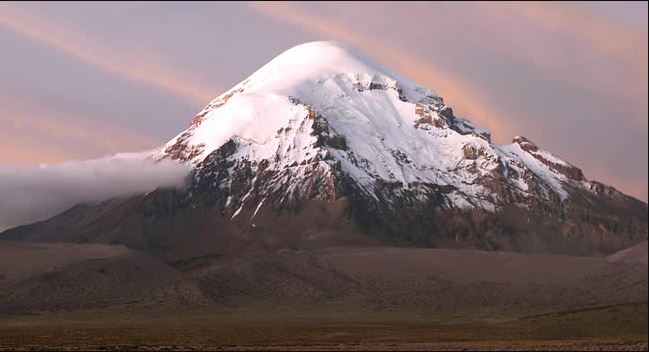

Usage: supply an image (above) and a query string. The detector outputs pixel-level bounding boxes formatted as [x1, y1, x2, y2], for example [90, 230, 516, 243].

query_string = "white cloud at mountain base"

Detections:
[0, 154, 189, 231]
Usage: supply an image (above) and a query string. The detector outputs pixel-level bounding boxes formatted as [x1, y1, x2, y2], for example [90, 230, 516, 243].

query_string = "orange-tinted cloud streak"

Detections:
[485, 2, 647, 68]
[477, 2, 648, 130]
[0, 107, 160, 166]
[0, 4, 214, 104]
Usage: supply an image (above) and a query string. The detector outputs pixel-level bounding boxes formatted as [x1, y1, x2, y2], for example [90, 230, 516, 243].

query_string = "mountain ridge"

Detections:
[2, 41, 646, 257]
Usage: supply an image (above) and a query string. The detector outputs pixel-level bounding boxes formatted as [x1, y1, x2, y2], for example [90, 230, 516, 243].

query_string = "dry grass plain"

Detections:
[0, 302, 646, 351]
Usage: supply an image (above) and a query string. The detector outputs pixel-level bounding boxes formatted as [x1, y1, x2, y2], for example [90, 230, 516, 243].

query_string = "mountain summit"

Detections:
[3, 42, 647, 258]
[154, 41, 450, 165]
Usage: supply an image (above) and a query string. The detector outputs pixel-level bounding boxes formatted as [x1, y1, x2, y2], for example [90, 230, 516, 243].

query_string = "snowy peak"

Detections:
[236, 41, 394, 93]
[197, 41, 424, 113]
[230, 41, 438, 99]
[154, 41, 442, 164]
[153, 41, 631, 214]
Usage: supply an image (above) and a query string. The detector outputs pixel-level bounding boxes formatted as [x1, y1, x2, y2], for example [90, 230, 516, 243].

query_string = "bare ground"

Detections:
[0, 241, 646, 350]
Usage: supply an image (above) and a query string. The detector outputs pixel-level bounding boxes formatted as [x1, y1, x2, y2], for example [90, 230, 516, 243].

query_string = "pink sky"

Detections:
[0, 1, 646, 201]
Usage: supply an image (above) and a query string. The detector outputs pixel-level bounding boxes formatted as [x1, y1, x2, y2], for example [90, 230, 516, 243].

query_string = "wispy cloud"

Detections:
[0, 3, 214, 104]
[0, 155, 189, 231]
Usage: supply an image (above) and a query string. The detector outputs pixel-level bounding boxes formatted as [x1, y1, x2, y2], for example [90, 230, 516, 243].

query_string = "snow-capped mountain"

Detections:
[153, 41, 599, 212]
[3, 42, 646, 257]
